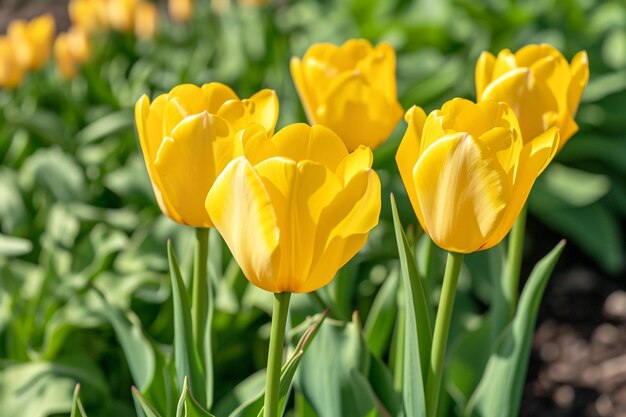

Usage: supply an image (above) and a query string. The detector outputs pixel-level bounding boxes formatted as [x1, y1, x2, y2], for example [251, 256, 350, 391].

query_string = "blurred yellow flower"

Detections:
[105, 0, 139, 32]
[7, 14, 56, 71]
[0, 37, 24, 89]
[290, 39, 403, 151]
[134, 83, 279, 228]
[54, 27, 91, 80]
[135, 2, 159, 40]
[169, 0, 193, 23]
[206, 123, 381, 293]
[68, 0, 107, 33]
[396, 98, 560, 253]
[476, 44, 589, 149]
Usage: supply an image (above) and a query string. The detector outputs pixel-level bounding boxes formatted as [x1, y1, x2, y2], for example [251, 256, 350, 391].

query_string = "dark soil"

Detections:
[520, 216, 626, 417]
[0, 0, 68, 32]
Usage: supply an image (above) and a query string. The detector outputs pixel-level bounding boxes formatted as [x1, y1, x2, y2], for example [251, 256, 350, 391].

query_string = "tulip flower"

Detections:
[134, 2, 159, 40]
[476, 44, 588, 149]
[0, 37, 24, 89]
[205, 123, 381, 293]
[396, 98, 560, 254]
[54, 27, 91, 80]
[169, 0, 193, 23]
[134, 83, 279, 228]
[68, 0, 107, 33]
[290, 39, 403, 151]
[7, 14, 56, 71]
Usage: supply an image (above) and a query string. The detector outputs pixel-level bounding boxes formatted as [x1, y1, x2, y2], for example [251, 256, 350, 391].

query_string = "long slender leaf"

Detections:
[70, 384, 88, 417]
[390, 194, 430, 417]
[132, 387, 162, 417]
[168, 241, 207, 407]
[364, 267, 400, 358]
[466, 241, 566, 417]
[176, 377, 216, 417]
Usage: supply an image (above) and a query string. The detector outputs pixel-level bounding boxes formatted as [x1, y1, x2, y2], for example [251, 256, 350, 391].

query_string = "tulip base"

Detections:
[264, 292, 291, 417]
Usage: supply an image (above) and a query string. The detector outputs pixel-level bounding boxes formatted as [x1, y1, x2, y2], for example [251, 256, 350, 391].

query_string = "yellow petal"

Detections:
[272, 124, 348, 171]
[254, 158, 341, 291]
[316, 73, 403, 150]
[567, 50, 589, 116]
[475, 51, 496, 99]
[484, 127, 560, 249]
[396, 106, 427, 221]
[206, 158, 279, 291]
[134, 95, 182, 223]
[242, 123, 278, 165]
[304, 168, 381, 292]
[134, 1, 158, 40]
[491, 48, 517, 80]
[162, 84, 207, 135]
[413, 133, 510, 253]
[290, 56, 317, 124]
[169, 0, 193, 22]
[336, 145, 373, 185]
[481, 68, 559, 143]
[244, 89, 279, 135]
[154, 112, 230, 227]
[200, 82, 238, 114]
[357, 41, 398, 102]
[54, 33, 76, 80]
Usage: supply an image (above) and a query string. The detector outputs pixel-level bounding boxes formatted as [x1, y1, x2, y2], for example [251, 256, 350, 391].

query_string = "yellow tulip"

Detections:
[205, 123, 381, 293]
[476, 44, 589, 149]
[7, 14, 56, 71]
[0, 37, 24, 89]
[396, 98, 560, 254]
[135, 83, 279, 228]
[105, 0, 139, 33]
[168, 0, 193, 23]
[68, 0, 107, 33]
[54, 27, 91, 80]
[290, 39, 403, 151]
[135, 2, 159, 40]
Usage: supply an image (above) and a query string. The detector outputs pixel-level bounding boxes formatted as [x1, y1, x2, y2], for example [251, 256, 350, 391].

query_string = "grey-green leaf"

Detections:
[466, 241, 565, 417]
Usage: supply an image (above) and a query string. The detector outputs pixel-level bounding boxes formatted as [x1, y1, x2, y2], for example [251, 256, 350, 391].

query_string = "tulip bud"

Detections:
[169, 0, 193, 23]
[135, 2, 159, 40]
[134, 83, 279, 228]
[475, 44, 589, 149]
[8, 14, 56, 71]
[397, 98, 560, 253]
[0, 37, 25, 89]
[54, 27, 91, 80]
[291, 39, 403, 151]
[206, 123, 381, 293]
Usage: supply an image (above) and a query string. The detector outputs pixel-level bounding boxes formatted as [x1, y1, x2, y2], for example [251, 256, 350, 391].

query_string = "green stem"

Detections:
[264, 292, 291, 417]
[309, 290, 328, 311]
[505, 205, 527, 312]
[192, 228, 209, 368]
[425, 252, 464, 417]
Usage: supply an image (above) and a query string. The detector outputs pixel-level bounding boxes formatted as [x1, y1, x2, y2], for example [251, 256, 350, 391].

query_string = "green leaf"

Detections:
[75, 110, 134, 145]
[93, 288, 155, 391]
[466, 241, 565, 417]
[168, 241, 207, 407]
[296, 313, 381, 417]
[132, 387, 163, 417]
[0, 234, 32, 257]
[530, 183, 624, 273]
[0, 359, 108, 417]
[71, 384, 88, 417]
[390, 194, 430, 417]
[20, 147, 85, 202]
[364, 266, 399, 357]
[176, 377, 216, 417]
[542, 163, 611, 206]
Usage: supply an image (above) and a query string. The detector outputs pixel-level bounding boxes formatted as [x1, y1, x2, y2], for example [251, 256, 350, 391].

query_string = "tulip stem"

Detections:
[264, 292, 291, 417]
[425, 251, 464, 417]
[505, 205, 527, 312]
[192, 228, 209, 372]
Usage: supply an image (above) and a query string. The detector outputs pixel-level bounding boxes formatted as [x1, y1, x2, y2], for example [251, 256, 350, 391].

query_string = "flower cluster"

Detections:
[135, 40, 588, 294]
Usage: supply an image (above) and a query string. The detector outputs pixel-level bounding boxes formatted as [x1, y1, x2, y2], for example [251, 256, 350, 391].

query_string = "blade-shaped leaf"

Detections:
[364, 267, 400, 358]
[390, 194, 430, 417]
[132, 387, 162, 417]
[168, 241, 207, 407]
[93, 288, 155, 391]
[176, 377, 216, 417]
[466, 241, 566, 417]
[71, 384, 88, 417]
